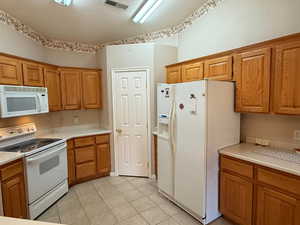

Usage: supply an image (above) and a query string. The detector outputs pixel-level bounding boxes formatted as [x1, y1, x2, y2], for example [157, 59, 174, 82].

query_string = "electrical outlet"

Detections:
[255, 138, 263, 145]
[73, 116, 79, 124]
[294, 130, 300, 141]
[255, 138, 270, 146]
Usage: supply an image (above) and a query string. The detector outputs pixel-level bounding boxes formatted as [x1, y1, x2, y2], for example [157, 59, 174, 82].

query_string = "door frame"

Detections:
[111, 67, 152, 177]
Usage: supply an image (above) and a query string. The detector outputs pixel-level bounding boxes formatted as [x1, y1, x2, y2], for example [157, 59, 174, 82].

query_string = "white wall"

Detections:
[177, 0, 300, 147]
[45, 48, 98, 68]
[178, 0, 300, 61]
[0, 23, 46, 61]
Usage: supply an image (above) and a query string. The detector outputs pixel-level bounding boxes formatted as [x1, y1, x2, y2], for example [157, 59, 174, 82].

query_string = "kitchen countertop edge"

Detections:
[219, 143, 300, 177]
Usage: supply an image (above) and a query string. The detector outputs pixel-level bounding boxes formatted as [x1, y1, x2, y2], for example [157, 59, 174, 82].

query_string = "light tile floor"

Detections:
[37, 176, 233, 225]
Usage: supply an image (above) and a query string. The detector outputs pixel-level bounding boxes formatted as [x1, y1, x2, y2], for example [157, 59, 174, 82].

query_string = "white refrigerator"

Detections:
[157, 80, 240, 224]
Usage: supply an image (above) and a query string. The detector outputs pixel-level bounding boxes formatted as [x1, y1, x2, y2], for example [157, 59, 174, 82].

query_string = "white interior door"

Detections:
[114, 70, 149, 177]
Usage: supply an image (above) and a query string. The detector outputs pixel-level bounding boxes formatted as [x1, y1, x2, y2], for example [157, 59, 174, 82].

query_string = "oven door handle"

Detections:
[27, 145, 66, 164]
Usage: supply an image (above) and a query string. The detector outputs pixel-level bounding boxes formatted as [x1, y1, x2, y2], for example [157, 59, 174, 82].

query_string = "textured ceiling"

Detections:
[0, 0, 207, 44]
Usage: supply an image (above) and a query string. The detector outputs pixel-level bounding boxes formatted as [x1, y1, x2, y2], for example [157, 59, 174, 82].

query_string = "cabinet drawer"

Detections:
[67, 139, 74, 149]
[257, 168, 300, 196]
[96, 135, 109, 144]
[76, 162, 96, 180]
[221, 156, 253, 178]
[75, 146, 96, 164]
[1, 160, 23, 181]
[74, 136, 95, 147]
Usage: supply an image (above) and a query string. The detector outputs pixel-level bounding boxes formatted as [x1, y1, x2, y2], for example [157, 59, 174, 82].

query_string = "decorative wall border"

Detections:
[0, 0, 224, 54]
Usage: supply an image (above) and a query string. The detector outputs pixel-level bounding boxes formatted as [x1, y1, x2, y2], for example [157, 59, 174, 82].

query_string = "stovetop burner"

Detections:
[0, 138, 62, 153]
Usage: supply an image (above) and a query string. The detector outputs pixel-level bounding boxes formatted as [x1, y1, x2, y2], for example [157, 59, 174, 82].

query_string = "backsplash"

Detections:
[241, 113, 300, 150]
[0, 109, 102, 136]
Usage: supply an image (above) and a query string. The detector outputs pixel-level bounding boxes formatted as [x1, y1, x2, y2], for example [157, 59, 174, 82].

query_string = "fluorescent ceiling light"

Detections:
[133, 0, 163, 24]
[53, 0, 73, 7]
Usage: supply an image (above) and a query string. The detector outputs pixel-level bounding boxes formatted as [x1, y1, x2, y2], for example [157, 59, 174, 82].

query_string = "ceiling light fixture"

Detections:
[133, 0, 163, 24]
[53, 0, 73, 7]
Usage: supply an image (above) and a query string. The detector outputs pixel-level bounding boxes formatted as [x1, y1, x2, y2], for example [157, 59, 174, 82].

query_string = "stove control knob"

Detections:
[17, 128, 23, 133]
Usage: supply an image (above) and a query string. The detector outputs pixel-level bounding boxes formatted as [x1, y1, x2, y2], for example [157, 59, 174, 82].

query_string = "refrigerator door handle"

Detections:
[169, 99, 176, 156]
[168, 100, 174, 151]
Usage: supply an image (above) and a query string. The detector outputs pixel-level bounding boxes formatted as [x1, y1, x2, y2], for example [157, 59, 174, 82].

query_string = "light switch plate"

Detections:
[294, 130, 300, 141]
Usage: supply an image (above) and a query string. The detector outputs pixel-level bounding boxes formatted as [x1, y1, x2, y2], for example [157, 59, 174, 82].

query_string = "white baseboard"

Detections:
[110, 172, 116, 176]
[150, 174, 157, 180]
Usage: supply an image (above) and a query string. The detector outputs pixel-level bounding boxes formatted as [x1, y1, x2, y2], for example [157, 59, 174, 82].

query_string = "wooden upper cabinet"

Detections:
[181, 61, 204, 82]
[60, 69, 82, 110]
[166, 65, 182, 83]
[22, 62, 44, 87]
[0, 56, 23, 85]
[204, 55, 233, 80]
[256, 186, 300, 225]
[82, 71, 102, 109]
[220, 171, 253, 225]
[273, 41, 300, 115]
[235, 48, 271, 113]
[44, 68, 62, 112]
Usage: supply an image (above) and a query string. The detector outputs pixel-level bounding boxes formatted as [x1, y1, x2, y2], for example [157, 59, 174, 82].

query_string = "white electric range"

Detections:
[0, 123, 68, 219]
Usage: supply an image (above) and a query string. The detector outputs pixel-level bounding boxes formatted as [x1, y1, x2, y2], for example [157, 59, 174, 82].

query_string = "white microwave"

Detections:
[0, 85, 49, 118]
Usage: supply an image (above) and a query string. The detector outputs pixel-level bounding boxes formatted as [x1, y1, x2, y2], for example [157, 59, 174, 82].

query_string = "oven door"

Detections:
[1, 92, 40, 118]
[25, 143, 68, 204]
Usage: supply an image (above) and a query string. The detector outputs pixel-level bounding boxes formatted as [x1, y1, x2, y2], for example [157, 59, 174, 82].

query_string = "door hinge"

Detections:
[147, 162, 149, 168]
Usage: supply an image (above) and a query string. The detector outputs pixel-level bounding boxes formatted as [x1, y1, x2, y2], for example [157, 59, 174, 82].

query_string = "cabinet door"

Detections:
[256, 186, 300, 225]
[96, 144, 111, 176]
[235, 48, 271, 113]
[273, 41, 300, 114]
[166, 65, 182, 83]
[67, 148, 76, 186]
[0, 56, 23, 85]
[44, 68, 62, 111]
[204, 55, 233, 80]
[76, 162, 96, 180]
[182, 61, 204, 82]
[22, 62, 44, 86]
[82, 71, 101, 109]
[220, 172, 253, 225]
[2, 175, 27, 218]
[60, 70, 82, 110]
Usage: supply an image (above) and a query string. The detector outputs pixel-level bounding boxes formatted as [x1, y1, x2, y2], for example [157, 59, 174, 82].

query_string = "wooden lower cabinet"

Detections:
[0, 160, 27, 219]
[67, 145, 76, 186]
[67, 134, 111, 185]
[220, 155, 300, 225]
[76, 162, 97, 180]
[96, 144, 110, 175]
[256, 186, 300, 225]
[220, 171, 253, 225]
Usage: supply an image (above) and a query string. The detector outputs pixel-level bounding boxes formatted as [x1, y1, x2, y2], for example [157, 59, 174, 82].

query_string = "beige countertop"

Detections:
[220, 143, 300, 176]
[0, 128, 112, 166]
[0, 216, 62, 225]
[0, 151, 24, 166]
[39, 128, 112, 140]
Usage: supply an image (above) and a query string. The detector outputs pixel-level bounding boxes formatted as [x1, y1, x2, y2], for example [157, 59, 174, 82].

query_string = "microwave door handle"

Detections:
[27, 145, 66, 164]
[37, 94, 42, 112]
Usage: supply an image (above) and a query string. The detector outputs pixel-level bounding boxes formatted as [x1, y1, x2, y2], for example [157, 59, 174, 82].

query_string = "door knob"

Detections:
[116, 128, 122, 134]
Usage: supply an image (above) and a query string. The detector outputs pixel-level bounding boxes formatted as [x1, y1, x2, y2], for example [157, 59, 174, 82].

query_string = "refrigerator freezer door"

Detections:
[157, 136, 174, 197]
[174, 81, 207, 219]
